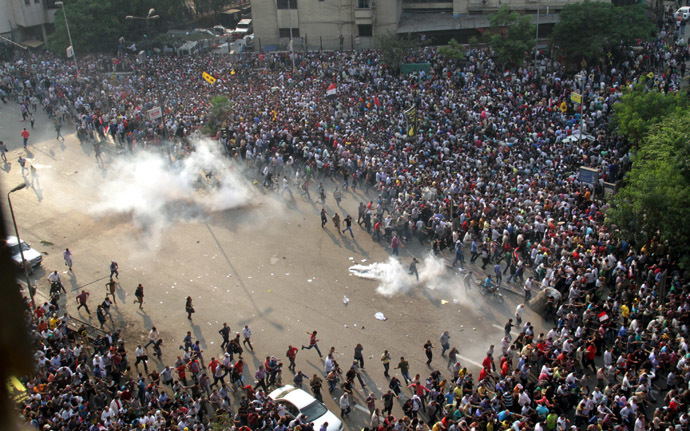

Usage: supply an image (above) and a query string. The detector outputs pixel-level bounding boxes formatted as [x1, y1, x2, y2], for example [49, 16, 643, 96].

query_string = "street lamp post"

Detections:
[126, 9, 160, 53]
[55, 1, 78, 75]
[7, 183, 35, 308]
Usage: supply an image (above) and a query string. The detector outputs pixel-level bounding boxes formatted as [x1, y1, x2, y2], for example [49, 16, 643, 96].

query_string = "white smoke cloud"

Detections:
[348, 253, 451, 296]
[89, 138, 255, 238]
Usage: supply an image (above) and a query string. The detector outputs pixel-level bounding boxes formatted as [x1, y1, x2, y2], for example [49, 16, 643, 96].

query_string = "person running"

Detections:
[332, 212, 341, 232]
[320, 208, 328, 228]
[185, 296, 195, 320]
[109, 260, 119, 279]
[18, 155, 27, 177]
[302, 330, 322, 357]
[63, 248, 73, 271]
[241, 325, 254, 352]
[409, 257, 419, 281]
[76, 290, 91, 315]
[342, 215, 354, 238]
[134, 284, 144, 309]
[21, 128, 29, 148]
[105, 277, 118, 305]
[423, 340, 434, 366]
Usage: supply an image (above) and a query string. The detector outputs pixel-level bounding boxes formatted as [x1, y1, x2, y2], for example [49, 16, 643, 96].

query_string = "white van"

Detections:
[232, 19, 253, 39]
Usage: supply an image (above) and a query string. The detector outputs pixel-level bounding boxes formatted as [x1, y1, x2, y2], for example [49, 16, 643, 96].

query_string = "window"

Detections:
[358, 24, 373, 37]
[358, 0, 369, 7]
[35, 0, 40, 4]
[25, 0, 30, 5]
[279, 28, 300, 38]
[277, 0, 298, 9]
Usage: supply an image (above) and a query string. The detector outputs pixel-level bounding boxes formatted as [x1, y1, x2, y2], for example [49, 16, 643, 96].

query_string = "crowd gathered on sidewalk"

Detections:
[3, 12, 690, 431]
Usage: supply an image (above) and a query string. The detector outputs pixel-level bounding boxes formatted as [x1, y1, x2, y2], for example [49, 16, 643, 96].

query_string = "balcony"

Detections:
[402, 0, 452, 11]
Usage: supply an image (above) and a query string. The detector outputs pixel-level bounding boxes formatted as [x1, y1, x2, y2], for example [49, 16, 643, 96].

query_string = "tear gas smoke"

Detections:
[349, 253, 452, 296]
[89, 138, 254, 238]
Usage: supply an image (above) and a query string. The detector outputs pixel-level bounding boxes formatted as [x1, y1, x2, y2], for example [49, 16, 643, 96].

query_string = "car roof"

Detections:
[269, 385, 315, 409]
[5, 236, 20, 246]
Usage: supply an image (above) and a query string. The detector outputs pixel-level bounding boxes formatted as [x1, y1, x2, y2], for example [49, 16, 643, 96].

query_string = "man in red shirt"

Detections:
[584, 343, 597, 373]
[76, 290, 90, 315]
[286, 345, 298, 371]
[21, 128, 30, 148]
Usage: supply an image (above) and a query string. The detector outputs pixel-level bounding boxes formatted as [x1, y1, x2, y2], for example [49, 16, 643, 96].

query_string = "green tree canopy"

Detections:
[613, 81, 689, 144]
[488, 5, 535, 66]
[203, 95, 233, 135]
[47, 0, 188, 55]
[553, 2, 654, 65]
[375, 33, 428, 74]
[437, 38, 465, 60]
[606, 109, 690, 265]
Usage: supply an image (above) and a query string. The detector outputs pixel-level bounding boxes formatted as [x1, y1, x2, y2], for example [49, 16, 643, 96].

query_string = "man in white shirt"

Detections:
[242, 325, 254, 352]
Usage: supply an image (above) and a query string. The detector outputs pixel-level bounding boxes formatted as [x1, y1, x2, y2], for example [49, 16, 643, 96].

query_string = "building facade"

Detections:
[250, 0, 661, 52]
[0, 0, 57, 46]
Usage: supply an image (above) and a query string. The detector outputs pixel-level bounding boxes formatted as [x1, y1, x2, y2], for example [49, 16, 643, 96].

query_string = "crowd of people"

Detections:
[3, 10, 690, 431]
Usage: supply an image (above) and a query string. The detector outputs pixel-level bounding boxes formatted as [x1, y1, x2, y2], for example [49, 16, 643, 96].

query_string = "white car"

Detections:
[675, 7, 690, 21]
[268, 386, 343, 431]
[5, 236, 42, 269]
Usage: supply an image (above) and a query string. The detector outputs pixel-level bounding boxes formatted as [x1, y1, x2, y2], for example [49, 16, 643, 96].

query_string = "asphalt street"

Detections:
[0, 100, 551, 428]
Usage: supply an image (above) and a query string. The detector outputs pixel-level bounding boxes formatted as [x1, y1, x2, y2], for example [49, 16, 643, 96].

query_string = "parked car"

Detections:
[675, 7, 690, 21]
[5, 236, 42, 269]
[268, 386, 343, 431]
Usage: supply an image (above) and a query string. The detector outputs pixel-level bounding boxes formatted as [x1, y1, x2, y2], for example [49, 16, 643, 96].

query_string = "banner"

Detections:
[202, 71, 217, 84]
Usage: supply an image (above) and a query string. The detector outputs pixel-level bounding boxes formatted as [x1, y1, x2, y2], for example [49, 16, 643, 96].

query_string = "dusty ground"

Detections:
[0, 100, 550, 428]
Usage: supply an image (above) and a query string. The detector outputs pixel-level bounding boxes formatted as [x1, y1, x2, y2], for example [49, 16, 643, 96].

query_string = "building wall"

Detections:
[0, 0, 56, 41]
[252, 0, 403, 50]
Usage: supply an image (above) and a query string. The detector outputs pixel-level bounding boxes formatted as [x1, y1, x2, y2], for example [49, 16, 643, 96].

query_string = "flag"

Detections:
[326, 83, 337, 99]
[374, 95, 381, 107]
[404, 106, 417, 136]
[202, 71, 217, 84]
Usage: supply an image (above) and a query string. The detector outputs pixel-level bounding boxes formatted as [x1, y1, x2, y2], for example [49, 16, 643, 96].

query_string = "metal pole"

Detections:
[534, 0, 539, 64]
[7, 184, 35, 308]
[58, 2, 78, 75]
[288, 0, 295, 71]
[578, 73, 584, 149]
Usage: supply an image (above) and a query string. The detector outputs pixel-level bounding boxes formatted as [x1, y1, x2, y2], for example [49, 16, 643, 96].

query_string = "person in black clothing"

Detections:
[185, 296, 195, 320]
[219, 323, 231, 350]
[423, 340, 434, 366]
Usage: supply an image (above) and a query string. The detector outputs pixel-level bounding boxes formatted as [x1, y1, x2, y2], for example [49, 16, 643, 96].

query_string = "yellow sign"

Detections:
[7, 376, 28, 403]
[560, 101, 568, 113]
[202, 71, 216, 84]
[646, 72, 654, 79]
[570, 92, 582, 104]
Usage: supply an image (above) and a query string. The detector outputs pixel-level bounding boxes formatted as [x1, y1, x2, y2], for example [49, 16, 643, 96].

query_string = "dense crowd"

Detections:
[3, 12, 690, 431]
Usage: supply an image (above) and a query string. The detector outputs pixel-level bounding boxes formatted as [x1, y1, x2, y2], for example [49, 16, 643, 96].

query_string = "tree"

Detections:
[613, 80, 689, 144]
[47, 0, 187, 54]
[606, 110, 690, 266]
[375, 33, 428, 74]
[203, 95, 233, 135]
[487, 6, 535, 66]
[437, 38, 465, 60]
[553, 2, 654, 65]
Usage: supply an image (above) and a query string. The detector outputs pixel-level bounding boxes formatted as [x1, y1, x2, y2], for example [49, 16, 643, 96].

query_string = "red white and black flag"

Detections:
[326, 83, 337, 99]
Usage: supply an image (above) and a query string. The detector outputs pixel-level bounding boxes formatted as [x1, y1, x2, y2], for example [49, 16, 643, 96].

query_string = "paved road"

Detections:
[0, 100, 550, 428]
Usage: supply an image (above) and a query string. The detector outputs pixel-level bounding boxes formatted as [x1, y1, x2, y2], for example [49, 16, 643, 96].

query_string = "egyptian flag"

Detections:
[374, 95, 381, 108]
[326, 83, 337, 99]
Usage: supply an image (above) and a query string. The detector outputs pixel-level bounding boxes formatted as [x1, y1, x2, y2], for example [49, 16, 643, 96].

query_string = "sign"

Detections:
[202, 71, 216, 84]
[570, 92, 582, 104]
[147, 106, 162, 121]
[7, 376, 28, 403]
[579, 166, 599, 185]
[66, 45, 74, 58]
